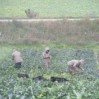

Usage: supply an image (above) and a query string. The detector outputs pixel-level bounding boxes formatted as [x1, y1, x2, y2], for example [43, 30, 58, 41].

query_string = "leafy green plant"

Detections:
[0, 48, 99, 98]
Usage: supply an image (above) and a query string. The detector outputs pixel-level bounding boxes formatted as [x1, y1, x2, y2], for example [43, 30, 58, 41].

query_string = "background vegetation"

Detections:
[0, 21, 99, 98]
[0, 0, 99, 98]
[0, 0, 99, 18]
[0, 19, 99, 47]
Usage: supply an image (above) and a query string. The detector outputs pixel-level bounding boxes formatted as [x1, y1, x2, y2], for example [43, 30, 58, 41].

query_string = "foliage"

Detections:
[0, 20, 99, 46]
[0, 0, 99, 17]
[0, 47, 99, 98]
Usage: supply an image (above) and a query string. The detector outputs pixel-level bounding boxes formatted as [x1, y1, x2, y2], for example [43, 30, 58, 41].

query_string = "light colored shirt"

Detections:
[67, 60, 81, 67]
[42, 51, 51, 59]
[12, 51, 23, 63]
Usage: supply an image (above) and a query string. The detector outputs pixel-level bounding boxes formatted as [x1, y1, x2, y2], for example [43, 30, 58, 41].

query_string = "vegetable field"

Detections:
[0, 47, 99, 99]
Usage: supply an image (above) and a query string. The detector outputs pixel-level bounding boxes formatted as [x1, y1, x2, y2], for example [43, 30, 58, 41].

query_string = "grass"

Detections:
[0, 45, 99, 98]
[0, 0, 99, 17]
[0, 46, 12, 60]
[0, 20, 99, 46]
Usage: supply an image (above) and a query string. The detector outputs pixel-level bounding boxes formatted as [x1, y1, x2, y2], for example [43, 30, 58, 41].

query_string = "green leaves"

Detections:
[0, 48, 99, 98]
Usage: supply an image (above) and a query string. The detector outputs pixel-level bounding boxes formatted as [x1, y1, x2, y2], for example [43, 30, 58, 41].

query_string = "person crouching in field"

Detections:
[42, 47, 51, 69]
[67, 59, 84, 74]
[12, 49, 23, 69]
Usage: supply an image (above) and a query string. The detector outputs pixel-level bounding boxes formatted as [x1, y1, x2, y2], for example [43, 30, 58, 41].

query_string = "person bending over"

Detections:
[67, 59, 84, 74]
[12, 49, 23, 69]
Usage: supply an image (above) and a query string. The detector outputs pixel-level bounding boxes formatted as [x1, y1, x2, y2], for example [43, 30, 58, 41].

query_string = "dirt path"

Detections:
[0, 18, 99, 22]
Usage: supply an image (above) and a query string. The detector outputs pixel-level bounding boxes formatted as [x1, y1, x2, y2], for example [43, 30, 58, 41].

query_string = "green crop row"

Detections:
[0, 48, 99, 99]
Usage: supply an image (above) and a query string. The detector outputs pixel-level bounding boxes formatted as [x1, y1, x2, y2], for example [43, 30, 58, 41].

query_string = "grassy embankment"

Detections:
[0, 19, 99, 47]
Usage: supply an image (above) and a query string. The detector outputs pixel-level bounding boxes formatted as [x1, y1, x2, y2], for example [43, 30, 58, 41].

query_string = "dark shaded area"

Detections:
[17, 74, 69, 83]
[32, 76, 48, 81]
[50, 76, 68, 82]
[17, 73, 29, 78]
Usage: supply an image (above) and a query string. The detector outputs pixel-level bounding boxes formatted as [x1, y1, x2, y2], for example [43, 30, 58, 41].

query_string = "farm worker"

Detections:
[67, 59, 84, 74]
[42, 47, 51, 69]
[12, 49, 23, 69]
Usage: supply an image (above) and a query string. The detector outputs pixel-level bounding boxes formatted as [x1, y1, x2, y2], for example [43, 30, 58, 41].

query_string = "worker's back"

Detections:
[67, 60, 79, 66]
[12, 51, 23, 63]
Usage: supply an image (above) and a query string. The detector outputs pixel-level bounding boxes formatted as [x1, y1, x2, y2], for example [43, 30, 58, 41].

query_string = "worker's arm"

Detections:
[76, 62, 84, 71]
[79, 66, 84, 71]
